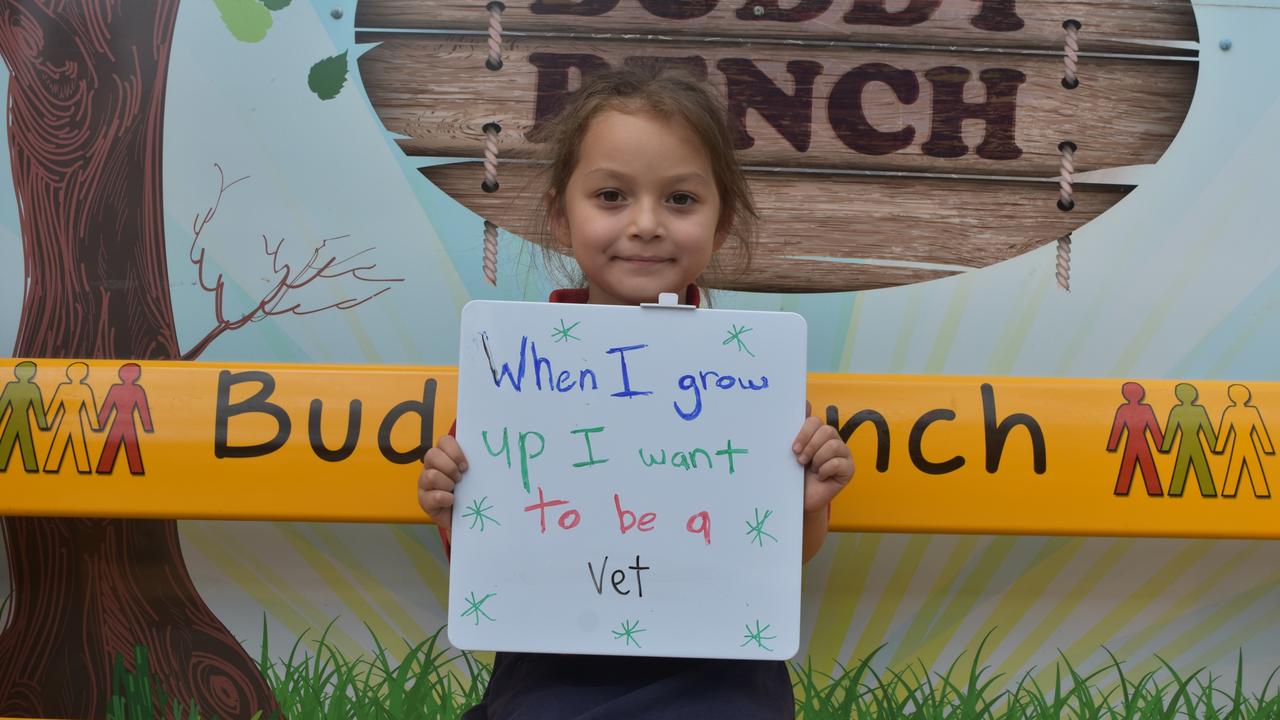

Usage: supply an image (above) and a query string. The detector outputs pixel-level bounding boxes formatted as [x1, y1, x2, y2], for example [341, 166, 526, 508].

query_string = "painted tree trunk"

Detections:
[0, 1, 277, 716]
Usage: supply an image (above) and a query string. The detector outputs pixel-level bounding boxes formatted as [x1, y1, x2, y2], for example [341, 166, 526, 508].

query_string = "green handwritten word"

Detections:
[571, 426, 609, 468]
[741, 620, 776, 651]
[461, 592, 497, 625]
[612, 619, 645, 648]
[637, 439, 748, 474]
[482, 427, 545, 492]
[745, 508, 777, 546]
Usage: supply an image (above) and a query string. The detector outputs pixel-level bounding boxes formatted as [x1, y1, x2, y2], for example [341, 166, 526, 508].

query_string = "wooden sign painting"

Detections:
[353, 0, 1197, 293]
[422, 161, 1129, 292]
[358, 35, 1197, 177]
[357, 0, 1197, 55]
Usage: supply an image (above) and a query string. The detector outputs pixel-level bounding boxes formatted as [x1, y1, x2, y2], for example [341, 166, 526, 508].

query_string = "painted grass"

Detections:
[791, 640, 1280, 720]
[259, 619, 489, 719]
[106, 623, 1280, 719]
[108, 620, 487, 720]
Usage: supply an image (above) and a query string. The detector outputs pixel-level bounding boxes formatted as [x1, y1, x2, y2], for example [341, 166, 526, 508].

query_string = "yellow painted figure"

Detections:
[42, 362, 100, 473]
[1215, 384, 1275, 498]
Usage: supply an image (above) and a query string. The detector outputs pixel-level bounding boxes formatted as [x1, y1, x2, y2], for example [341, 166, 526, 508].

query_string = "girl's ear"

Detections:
[546, 190, 571, 248]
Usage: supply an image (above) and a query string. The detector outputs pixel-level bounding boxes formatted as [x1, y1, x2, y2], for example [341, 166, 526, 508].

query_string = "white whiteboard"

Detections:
[448, 299, 806, 659]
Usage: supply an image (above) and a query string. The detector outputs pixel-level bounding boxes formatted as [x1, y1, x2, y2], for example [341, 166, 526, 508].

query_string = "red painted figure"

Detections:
[95, 363, 154, 474]
[1107, 382, 1165, 496]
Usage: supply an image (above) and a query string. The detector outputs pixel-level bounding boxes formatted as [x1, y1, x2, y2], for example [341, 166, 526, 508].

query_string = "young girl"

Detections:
[418, 67, 854, 719]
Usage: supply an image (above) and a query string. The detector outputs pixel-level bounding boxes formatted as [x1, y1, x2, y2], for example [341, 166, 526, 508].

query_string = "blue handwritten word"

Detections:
[673, 370, 769, 421]
[606, 345, 651, 398]
[483, 333, 600, 393]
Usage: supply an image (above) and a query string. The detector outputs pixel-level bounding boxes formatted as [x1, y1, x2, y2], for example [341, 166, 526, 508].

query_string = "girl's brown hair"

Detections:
[528, 65, 758, 291]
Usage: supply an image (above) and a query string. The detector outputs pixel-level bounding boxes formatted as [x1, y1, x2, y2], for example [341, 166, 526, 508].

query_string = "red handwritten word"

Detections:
[615, 494, 657, 534]
[523, 485, 582, 533]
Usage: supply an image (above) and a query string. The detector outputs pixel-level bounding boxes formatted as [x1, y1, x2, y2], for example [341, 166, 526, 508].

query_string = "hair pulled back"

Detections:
[529, 65, 758, 289]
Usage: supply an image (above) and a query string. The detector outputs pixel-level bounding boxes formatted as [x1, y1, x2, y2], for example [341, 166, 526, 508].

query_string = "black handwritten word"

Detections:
[825, 383, 1046, 476]
[213, 370, 436, 464]
[531, 0, 1022, 33]
[588, 555, 650, 597]
[528, 54, 1024, 162]
[483, 335, 768, 420]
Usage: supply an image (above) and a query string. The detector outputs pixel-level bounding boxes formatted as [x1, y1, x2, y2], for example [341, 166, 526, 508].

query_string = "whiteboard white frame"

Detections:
[448, 300, 807, 660]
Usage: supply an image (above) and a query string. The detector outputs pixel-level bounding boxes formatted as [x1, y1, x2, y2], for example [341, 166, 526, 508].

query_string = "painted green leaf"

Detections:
[212, 0, 273, 43]
[261, 0, 292, 9]
[308, 51, 349, 101]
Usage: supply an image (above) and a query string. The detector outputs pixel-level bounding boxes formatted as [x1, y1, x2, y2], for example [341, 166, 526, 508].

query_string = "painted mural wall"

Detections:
[1, 0, 1280, 716]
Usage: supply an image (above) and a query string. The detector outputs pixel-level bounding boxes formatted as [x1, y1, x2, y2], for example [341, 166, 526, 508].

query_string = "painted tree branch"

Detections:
[183, 164, 404, 360]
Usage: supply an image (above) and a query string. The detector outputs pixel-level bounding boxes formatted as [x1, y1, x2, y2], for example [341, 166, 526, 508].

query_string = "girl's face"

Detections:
[551, 109, 726, 306]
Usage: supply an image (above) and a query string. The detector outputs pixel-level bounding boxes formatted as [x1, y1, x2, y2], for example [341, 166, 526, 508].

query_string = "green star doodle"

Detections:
[461, 591, 497, 625]
[612, 619, 645, 648]
[551, 319, 581, 343]
[723, 324, 755, 357]
[741, 620, 776, 651]
[463, 496, 499, 531]
[745, 508, 777, 547]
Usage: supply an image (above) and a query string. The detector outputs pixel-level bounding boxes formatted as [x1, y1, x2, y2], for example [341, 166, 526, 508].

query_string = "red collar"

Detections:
[548, 285, 701, 306]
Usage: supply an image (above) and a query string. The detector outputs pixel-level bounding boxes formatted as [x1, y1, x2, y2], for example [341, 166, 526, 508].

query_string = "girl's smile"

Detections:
[550, 109, 727, 306]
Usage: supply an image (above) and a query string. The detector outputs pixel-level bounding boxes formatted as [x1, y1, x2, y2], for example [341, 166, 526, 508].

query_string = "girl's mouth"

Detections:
[616, 256, 671, 264]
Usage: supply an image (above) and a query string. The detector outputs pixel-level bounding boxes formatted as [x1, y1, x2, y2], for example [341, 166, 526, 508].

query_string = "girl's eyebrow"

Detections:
[583, 167, 710, 185]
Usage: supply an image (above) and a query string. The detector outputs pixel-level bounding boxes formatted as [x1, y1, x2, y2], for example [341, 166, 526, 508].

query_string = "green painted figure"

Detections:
[1215, 384, 1275, 498]
[1159, 383, 1218, 497]
[43, 362, 101, 473]
[0, 361, 49, 472]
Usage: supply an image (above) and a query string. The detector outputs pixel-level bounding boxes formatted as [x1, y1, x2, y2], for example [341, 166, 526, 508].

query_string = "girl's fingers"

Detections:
[798, 423, 838, 466]
[815, 456, 852, 486]
[417, 488, 455, 530]
[804, 458, 852, 510]
[807, 438, 849, 476]
[792, 416, 822, 460]
[419, 468, 456, 493]
[423, 446, 461, 482]
[418, 488, 455, 513]
[436, 434, 469, 473]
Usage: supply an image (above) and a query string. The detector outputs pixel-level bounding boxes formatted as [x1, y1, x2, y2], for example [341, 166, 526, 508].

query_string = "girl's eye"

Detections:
[598, 190, 624, 203]
[669, 192, 696, 206]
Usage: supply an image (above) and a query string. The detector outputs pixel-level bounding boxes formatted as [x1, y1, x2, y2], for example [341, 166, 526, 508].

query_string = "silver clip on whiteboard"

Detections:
[449, 299, 807, 659]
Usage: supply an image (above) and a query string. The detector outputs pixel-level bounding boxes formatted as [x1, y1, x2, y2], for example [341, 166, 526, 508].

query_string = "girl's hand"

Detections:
[418, 435, 469, 533]
[792, 402, 853, 513]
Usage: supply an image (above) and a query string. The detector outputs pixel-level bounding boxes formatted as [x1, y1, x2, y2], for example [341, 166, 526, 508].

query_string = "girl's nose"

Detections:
[628, 199, 662, 240]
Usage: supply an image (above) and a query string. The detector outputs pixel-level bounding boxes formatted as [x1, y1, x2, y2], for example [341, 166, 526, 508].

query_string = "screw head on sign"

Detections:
[1219, 38, 1232, 51]
[330, 7, 343, 19]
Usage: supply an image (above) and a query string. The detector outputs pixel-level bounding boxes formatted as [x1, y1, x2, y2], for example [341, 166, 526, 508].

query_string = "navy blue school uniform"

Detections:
[462, 652, 794, 719]
[448, 286, 796, 719]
